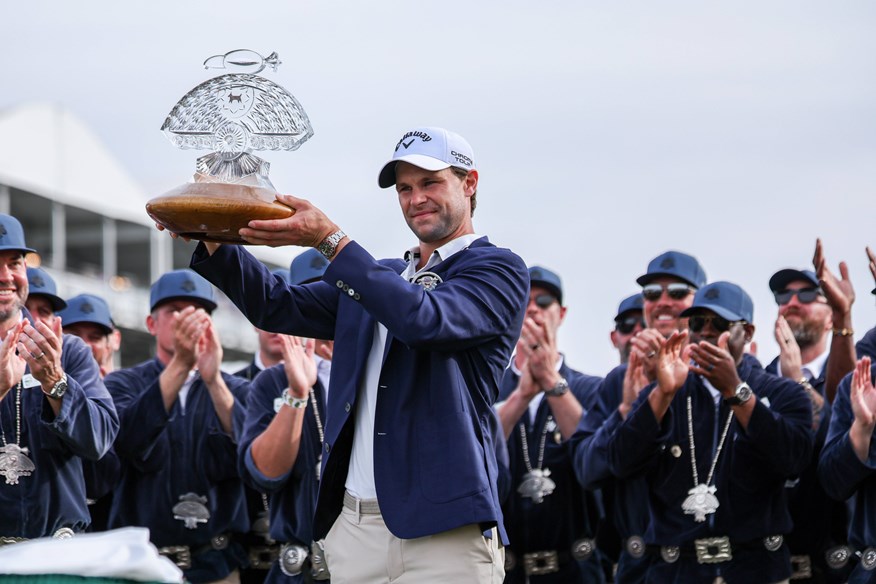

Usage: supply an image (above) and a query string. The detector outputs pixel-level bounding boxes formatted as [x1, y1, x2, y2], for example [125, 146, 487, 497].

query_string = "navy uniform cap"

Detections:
[0, 214, 36, 254]
[637, 250, 707, 289]
[615, 293, 644, 321]
[680, 281, 754, 323]
[150, 269, 217, 313]
[57, 294, 114, 334]
[528, 266, 563, 305]
[290, 248, 330, 285]
[26, 267, 66, 311]
[768, 268, 820, 293]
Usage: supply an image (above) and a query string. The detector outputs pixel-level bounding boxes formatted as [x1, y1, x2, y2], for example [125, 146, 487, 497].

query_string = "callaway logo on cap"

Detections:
[378, 126, 476, 188]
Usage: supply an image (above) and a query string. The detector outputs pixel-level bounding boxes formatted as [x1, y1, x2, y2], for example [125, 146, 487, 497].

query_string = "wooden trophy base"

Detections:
[146, 182, 294, 244]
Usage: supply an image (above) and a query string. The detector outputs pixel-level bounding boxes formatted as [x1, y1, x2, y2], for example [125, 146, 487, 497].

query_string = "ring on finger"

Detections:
[707, 363, 715, 372]
[646, 350, 657, 358]
[531, 344, 540, 350]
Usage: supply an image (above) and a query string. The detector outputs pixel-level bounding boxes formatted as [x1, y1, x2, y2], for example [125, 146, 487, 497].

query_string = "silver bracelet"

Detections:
[317, 230, 347, 260]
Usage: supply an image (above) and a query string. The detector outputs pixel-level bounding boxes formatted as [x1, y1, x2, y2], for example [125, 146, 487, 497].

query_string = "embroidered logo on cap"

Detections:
[413, 272, 442, 292]
[659, 257, 676, 269]
[0, 224, 6, 238]
[80, 301, 95, 314]
[180, 280, 196, 293]
[704, 288, 720, 300]
[30, 275, 45, 288]
[394, 130, 432, 152]
[451, 150, 472, 167]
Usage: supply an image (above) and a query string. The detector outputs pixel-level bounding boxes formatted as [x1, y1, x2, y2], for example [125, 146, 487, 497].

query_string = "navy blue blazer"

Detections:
[192, 238, 528, 542]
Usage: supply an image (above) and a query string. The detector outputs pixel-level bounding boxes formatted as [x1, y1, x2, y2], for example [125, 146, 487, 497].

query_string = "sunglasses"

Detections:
[687, 314, 745, 333]
[774, 287, 823, 306]
[642, 283, 695, 302]
[532, 294, 558, 309]
[616, 315, 645, 335]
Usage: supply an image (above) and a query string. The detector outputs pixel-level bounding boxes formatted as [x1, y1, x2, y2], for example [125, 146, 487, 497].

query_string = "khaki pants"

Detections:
[324, 500, 504, 583]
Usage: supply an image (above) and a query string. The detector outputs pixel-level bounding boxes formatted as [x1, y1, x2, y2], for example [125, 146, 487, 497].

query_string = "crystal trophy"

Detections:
[146, 49, 313, 243]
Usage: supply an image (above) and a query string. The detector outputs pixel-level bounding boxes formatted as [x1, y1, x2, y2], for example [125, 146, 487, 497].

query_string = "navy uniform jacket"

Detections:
[235, 360, 262, 383]
[81, 449, 121, 532]
[498, 360, 604, 583]
[237, 364, 327, 584]
[192, 238, 528, 542]
[608, 356, 813, 583]
[819, 365, 876, 584]
[857, 326, 876, 360]
[766, 355, 849, 581]
[0, 324, 118, 538]
[106, 358, 250, 583]
[570, 363, 651, 582]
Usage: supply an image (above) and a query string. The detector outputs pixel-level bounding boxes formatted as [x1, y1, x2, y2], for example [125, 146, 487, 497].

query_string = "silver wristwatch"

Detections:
[544, 377, 569, 397]
[724, 381, 753, 406]
[46, 373, 68, 400]
[317, 230, 346, 260]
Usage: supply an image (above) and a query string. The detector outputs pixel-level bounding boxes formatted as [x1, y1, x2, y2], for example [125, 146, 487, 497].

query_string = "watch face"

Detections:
[737, 384, 752, 402]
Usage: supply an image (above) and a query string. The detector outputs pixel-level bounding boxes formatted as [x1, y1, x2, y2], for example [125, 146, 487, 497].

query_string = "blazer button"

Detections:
[353, 293, 361, 301]
[336, 280, 344, 288]
[347, 288, 355, 297]
[344, 402, 351, 412]
[324, 443, 331, 453]
[343, 284, 350, 292]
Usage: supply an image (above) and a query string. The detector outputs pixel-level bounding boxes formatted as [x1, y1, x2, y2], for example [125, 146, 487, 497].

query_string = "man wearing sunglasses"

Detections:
[572, 250, 707, 583]
[495, 266, 605, 583]
[611, 294, 645, 365]
[607, 281, 813, 583]
[767, 266, 855, 583]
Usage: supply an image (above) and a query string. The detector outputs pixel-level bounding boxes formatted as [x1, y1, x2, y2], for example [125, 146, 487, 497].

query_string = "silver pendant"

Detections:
[682, 483, 719, 522]
[172, 492, 211, 529]
[0, 444, 35, 485]
[517, 468, 556, 503]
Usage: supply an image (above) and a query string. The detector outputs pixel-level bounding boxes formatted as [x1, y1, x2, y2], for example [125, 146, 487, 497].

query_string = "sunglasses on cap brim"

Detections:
[531, 294, 558, 309]
[687, 313, 746, 333]
[773, 288, 823, 305]
[615, 315, 645, 335]
[642, 283, 695, 302]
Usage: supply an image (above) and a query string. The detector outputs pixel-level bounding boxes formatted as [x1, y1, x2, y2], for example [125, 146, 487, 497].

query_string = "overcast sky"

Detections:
[4, 1, 875, 371]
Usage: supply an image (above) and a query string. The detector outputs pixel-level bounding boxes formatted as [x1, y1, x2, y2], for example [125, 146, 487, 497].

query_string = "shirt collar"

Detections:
[776, 345, 830, 380]
[402, 234, 481, 280]
[802, 346, 830, 380]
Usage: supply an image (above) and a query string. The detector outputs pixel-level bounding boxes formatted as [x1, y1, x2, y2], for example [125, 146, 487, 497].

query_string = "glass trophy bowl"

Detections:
[146, 50, 313, 244]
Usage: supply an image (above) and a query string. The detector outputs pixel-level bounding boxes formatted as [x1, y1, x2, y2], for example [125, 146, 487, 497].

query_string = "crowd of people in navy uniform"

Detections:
[1, 125, 876, 584]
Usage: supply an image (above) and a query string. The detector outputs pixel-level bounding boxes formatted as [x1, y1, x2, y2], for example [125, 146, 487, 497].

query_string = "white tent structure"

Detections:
[0, 102, 290, 365]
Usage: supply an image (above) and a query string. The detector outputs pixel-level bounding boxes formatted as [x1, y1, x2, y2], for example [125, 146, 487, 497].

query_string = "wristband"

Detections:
[281, 388, 308, 409]
[832, 328, 854, 337]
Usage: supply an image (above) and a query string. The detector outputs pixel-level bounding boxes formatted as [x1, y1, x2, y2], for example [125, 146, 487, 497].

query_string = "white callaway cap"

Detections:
[377, 126, 476, 188]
